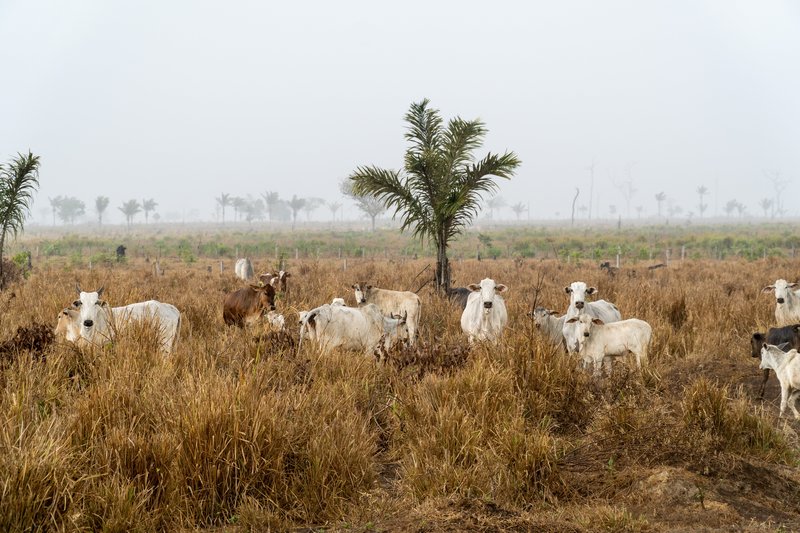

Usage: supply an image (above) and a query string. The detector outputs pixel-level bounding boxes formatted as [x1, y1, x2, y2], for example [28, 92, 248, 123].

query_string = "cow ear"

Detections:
[96, 286, 104, 297]
[548, 309, 558, 316]
[284, 272, 292, 278]
[779, 342, 791, 352]
[564, 286, 572, 294]
[762, 285, 775, 293]
[566, 317, 579, 323]
[467, 284, 481, 292]
[366, 284, 373, 290]
[752, 332, 764, 341]
[591, 318, 605, 325]
[495, 284, 508, 293]
[586, 287, 597, 295]
[351, 284, 358, 289]
[790, 282, 799, 289]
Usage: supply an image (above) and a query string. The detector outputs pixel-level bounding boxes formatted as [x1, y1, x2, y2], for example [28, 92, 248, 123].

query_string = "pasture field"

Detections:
[2, 252, 800, 531]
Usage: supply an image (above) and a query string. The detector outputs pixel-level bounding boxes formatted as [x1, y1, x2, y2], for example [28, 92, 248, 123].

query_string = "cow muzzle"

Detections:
[359, 298, 366, 304]
[83, 319, 94, 328]
[778, 298, 785, 304]
[483, 301, 493, 309]
[583, 332, 590, 337]
[575, 301, 584, 309]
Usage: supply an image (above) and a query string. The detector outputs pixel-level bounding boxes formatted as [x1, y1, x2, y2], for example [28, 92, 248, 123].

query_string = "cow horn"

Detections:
[75, 283, 82, 294]
[96, 286, 104, 297]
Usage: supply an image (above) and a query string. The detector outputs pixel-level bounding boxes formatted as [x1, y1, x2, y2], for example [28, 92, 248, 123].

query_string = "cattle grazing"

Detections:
[54, 308, 80, 343]
[529, 307, 566, 348]
[759, 344, 800, 419]
[223, 282, 276, 328]
[235, 258, 255, 281]
[751, 325, 800, 399]
[298, 298, 346, 342]
[265, 311, 285, 331]
[447, 287, 471, 310]
[460, 278, 509, 344]
[299, 303, 409, 355]
[562, 281, 622, 354]
[565, 314, 652, 375]
[352, 282, 421, 344]
[115, 245, 126, 262]
[762, 279, 800, 326]
[73, 286, 181, 355]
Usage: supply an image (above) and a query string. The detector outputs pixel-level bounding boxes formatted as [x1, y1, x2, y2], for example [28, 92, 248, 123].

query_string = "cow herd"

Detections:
[51, 264, 800, 419]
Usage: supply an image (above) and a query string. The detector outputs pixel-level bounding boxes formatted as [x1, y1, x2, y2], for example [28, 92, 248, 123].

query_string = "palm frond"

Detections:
[0, 151, 40, 239]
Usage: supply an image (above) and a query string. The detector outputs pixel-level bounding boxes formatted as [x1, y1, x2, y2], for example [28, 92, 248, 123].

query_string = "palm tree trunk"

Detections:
[370, 214, 376, 232]
[435, 238, 450, 295]
[0, 231, 5, 288]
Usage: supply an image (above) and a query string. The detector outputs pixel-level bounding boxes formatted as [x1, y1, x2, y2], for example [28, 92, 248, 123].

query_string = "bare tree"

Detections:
[612, 163, 637, 218]
[340, 179, 386, 231]
[570, 188, 579, 226]
[764, 170, 788, 217]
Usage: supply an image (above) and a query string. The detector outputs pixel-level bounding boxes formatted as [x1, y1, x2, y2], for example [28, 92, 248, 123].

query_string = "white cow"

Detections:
[565, 314, 652, 375]
[299, 302, 409, 355]
[260, 270, 291, 294]
[762, 279, 800, 326]
[73, 287, 182, 355]
[352, 283, 421, 345]
[562, 281, 622, 354]
[760, 344, 800, 419]
[235, 258, 254, 281]
[460, 278, 509, 344]
[298, 298, 346, 342]
[530, 307, 566, 348]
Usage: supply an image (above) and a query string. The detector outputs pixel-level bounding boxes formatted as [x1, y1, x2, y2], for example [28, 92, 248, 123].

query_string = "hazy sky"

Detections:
[2, 1, 799, 224]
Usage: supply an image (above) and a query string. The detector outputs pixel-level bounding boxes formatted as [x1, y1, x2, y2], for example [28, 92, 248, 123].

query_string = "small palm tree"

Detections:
[696, 185, 708, 217]
[142, 198, 157, 223]
[216, 193, 231, 224]
[287, 195, 306, 230]
[118, 199, 142, 228]
[655, 192, 666, 218]
[48, 196, 62, 226]
[350, 99, 520, 293]
[0, 152, 40, 287]
[510, 202, 527, 220]
[328, 201, 342, 222]
[261, 191, 281, 222]
[95, 196, 110, 225]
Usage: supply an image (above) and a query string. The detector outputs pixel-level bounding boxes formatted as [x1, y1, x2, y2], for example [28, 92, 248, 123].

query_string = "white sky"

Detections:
[1, 0, 799, 223]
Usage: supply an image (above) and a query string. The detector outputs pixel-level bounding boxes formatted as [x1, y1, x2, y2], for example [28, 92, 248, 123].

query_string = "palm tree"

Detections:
[349, 99, 520, 293]
[287, 195, 306, 230]
[696, 185, 708, 218]
[0, 152, 40, 287]
[216, 193, 231, 224]
[142, 198, 157, 223]
[48, 196, 62, 226]
[510, 202, 527, 220]
[486, 195, 506, 220]
[56, 196, 85, 224]
[759, 198, 773, 218]
[95, 196, 110, 225]
[654, 192, 666, 218]
[341, 179, 386, 231]
[118, 199, 141, 228]
[261, 191, 281, 222]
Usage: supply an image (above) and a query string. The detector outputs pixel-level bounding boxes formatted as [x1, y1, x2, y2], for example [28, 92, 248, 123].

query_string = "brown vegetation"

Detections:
[1, 256, 799, 531]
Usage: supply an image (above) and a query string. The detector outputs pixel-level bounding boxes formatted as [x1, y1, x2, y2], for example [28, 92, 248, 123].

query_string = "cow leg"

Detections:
[780, 385, 789, 417]
[790, 390, 800, 420]
[758, 369, 770, 400]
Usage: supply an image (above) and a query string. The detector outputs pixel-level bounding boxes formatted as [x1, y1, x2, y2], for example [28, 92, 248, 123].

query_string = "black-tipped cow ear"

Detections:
[351, 284, 358, 289]
[586, 287, 597, 295]
[762, 286, 775, 293]
[591, 318, 605, 325]
[468, 284, 481, 292]
[72, 300, 81, 307]
[566, 317, 579, 323]
[495, 284, 508, 293]
[564, 286, 572, 294]
[366, 284, 373, 290]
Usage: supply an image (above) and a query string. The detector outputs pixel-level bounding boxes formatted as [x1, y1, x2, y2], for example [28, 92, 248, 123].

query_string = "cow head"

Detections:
[762, 279, 799, 305]
[564, 281, 597, 311]
[351, 282, 372, 305]
[73, 285, 109, 341]
[388, 311, 410, 345]
[467, 278, 508, 314]
[529, 307, 556, 329]
[278, 270, 291, 292]
[250, 282, 277, 312]
[565, 314, 604, 353]
[759, 343, 791, 370]
[751, 332, 766, 358]
[55, 308, 80, 342]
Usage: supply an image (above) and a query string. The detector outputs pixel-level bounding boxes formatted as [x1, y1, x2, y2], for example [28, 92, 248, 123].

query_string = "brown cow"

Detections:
[259, 270, 291, 294]
[223, 283, 277, 327]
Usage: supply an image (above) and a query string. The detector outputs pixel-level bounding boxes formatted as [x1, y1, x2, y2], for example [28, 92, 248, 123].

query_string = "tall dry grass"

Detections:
[0, 255, 797, 531]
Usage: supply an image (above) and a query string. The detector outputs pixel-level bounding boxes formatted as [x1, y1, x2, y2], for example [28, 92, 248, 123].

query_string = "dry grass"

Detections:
[1, 256, 800, 531]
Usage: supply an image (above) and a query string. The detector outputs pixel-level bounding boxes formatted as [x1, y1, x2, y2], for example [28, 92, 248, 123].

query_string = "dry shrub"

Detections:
[680, 377, 790, 461]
